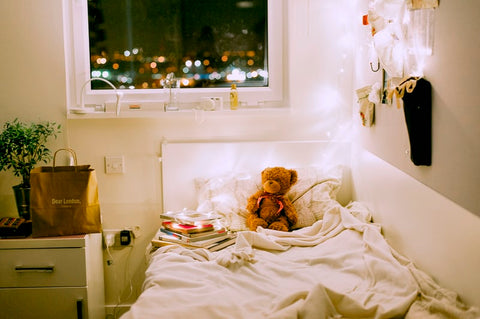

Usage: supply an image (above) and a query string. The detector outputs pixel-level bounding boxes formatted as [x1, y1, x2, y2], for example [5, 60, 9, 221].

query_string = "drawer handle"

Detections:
[15, 265, 55, 273]
[77, 299, 84, 319]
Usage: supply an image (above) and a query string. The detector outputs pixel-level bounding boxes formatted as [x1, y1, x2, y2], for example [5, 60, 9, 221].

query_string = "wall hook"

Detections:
[370, 59, 380, 72]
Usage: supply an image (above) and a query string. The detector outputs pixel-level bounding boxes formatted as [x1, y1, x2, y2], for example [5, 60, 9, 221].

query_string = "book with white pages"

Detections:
[159, 227, 228, 242]
[208, 236, 237, 252]
[158, 232, 232, 247]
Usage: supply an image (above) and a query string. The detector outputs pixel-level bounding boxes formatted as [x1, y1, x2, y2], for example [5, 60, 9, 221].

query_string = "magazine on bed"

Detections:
[161, 220, 216, 234]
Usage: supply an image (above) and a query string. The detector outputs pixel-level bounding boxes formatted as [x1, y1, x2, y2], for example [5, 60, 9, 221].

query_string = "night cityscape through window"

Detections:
[88, 0, 268, 90]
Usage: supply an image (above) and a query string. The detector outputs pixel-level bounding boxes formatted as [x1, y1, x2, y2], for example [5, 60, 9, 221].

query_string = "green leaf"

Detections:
[0, 119, 61, 187]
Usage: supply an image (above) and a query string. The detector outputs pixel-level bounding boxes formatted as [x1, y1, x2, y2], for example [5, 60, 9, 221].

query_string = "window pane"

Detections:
[88, 0, 268, 90]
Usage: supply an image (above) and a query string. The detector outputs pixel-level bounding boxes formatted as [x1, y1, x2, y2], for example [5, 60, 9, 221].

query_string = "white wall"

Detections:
[0, 0, 355, 306]
[351, 146, 480, 309]
[0, 0, 68, 212]
[353, 0, 480, 216]
[351, 0, 480, 309]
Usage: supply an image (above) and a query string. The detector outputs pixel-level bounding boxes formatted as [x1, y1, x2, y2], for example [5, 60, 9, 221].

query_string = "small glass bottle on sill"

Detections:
[230, 84, 238, 110]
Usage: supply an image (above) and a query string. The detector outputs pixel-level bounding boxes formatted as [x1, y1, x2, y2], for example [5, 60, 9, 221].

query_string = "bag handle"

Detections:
[52, 148, 78, 171]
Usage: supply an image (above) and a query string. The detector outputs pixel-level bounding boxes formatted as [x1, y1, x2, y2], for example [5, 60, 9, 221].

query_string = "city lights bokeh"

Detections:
[88, 0, 268, 90]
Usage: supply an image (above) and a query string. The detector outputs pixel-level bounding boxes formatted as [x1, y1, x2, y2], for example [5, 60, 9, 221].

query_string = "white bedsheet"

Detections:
[122, 202, 478, 319]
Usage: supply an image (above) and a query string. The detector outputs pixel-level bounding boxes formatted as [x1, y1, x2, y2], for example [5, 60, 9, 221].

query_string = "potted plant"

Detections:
[0, 119, 61, 219]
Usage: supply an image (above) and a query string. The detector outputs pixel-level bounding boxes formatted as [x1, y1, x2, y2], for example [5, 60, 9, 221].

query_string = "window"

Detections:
[88, 0, 267, 90]
[64, 0, 285, 113]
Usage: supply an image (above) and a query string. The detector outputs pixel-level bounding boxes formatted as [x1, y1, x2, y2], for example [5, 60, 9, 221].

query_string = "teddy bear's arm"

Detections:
[282, 199, 298, 225]
[246, 191, 269, 231]
[246, 190, 263, 214]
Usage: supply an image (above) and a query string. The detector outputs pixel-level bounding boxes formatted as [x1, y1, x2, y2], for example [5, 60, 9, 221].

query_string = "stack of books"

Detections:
[151, 211, 236, 252]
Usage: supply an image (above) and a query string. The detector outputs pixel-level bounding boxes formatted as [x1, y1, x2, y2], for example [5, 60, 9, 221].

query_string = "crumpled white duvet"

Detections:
[122, 202, 478, 319]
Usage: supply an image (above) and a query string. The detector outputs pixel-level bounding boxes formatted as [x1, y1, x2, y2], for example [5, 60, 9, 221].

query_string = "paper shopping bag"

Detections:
[30, 149, 102, 237]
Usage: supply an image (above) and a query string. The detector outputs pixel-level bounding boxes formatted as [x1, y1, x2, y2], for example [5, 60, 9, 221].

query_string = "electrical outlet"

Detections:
[103, 229, 133, 248]
[105, 233, 115, 247]
[105, 155, 125, 174]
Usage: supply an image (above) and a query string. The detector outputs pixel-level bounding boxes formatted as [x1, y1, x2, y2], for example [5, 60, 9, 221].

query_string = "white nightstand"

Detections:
[0, 233, 105, 319]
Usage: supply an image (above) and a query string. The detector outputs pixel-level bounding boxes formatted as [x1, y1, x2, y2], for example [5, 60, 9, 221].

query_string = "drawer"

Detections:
[0, 287, 88, 319]
[0, 248, 86, 288]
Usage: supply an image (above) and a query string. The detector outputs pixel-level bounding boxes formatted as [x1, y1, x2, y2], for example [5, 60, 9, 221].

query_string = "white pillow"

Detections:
[195, 166, 343, 231]
[195, 171, 258, 231]
[291, 177, 341, 228]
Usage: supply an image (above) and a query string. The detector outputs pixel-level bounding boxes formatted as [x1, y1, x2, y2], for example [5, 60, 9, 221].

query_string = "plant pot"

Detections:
[12, 185, 31, 220]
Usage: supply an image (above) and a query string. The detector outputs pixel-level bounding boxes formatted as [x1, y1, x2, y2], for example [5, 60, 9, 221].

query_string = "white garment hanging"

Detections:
[368, 0, 407, 77]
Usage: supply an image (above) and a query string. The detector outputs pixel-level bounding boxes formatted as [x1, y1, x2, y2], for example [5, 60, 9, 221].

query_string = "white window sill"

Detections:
[66, 104, 290, 119]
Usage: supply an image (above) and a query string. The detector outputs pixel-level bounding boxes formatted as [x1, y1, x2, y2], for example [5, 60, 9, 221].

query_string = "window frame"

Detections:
[63, 0, 287, 114]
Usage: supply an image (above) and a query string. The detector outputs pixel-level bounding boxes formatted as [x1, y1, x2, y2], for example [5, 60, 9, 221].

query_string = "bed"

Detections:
[121, 140, 478, 319]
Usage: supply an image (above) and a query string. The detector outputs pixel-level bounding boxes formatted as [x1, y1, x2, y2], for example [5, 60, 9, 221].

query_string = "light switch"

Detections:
[105, 155, 125, 174]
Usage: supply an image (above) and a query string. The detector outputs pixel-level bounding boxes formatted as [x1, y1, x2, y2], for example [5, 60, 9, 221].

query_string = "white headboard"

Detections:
[161, 140, 352, 212]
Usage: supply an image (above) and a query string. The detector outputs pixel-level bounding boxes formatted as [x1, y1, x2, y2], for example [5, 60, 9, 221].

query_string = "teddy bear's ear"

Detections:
[289, 169, 298, 185]
[261, 167, 269, 178]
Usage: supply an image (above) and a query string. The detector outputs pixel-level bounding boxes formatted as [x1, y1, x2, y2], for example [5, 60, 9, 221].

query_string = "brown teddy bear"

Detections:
[246, 167, 298, 231]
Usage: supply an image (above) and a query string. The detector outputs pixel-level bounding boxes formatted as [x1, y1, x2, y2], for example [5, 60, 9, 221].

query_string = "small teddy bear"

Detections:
[246, 167, 298, 232]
